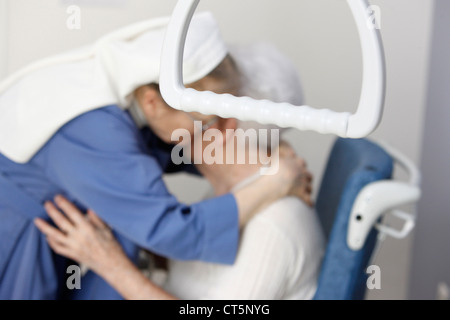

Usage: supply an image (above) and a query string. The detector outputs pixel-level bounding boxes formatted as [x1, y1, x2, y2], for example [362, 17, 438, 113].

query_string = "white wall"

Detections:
[2, 0, 435, 299]
[410, 0, 450, 300]
[0, 0, 8, 79]
[5, 0, 177, 73]
[358, 0, 434, 300]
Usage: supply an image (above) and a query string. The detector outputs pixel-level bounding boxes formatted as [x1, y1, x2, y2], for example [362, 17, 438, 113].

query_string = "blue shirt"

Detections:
[0, 105, 239, 300]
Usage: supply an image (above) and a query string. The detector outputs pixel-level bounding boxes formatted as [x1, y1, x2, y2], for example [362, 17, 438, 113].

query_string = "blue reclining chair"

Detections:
[313, 138, 420, 300]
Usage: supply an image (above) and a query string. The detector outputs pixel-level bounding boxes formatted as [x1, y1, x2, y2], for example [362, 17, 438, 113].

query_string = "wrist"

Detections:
[95, 257, 135, 286]
[259, 174, 288, 200]
[89, 250, 130, 280]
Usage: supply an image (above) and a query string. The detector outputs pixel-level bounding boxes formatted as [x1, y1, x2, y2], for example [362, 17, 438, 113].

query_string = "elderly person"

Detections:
[36, 43, 324, 300]
[0, 13, 310, 300]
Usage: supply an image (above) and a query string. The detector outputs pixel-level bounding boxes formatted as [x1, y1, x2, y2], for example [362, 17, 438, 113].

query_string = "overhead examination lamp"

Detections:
[160, 0, 386, 138]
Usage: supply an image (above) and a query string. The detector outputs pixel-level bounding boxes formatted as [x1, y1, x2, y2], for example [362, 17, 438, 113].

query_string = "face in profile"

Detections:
[137, 56, 241, 145]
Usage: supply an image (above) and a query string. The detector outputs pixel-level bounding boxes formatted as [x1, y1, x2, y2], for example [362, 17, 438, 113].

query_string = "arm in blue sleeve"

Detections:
[44, 107, 238, 264]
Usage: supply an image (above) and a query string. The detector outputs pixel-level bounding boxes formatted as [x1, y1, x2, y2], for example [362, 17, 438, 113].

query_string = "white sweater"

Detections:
[163, 196, 326, 300]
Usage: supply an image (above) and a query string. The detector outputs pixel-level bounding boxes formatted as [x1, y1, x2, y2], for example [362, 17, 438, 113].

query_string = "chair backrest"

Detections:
[313, 138, 393, 300]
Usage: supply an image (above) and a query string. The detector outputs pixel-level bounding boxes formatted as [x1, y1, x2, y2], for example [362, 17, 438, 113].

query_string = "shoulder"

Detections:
[253, 197, 316, 231]
[52, 105, 143, 153]
[249, 197, 325, 253]
[62, 105, 133, 133]
[237, 198, 325, 299]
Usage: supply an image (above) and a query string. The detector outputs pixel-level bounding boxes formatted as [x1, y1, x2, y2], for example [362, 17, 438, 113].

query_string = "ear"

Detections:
[136, 85, 164, 118]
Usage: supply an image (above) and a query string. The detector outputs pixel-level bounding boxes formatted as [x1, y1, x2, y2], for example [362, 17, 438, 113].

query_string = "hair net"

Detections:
[229, 42, 304, 142]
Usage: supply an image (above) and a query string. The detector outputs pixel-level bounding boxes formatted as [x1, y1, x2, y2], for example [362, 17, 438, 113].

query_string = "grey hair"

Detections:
[228, 42, 305, 148]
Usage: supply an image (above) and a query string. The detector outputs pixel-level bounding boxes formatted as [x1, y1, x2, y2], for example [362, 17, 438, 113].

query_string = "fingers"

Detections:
[54, 195, 87, 227]
[36, 198, 110, 266]
[44, 201, 74, 234]
[305, 195, 314, 208]
[42, 195, 104, 233]
[87, 210, 108, 230]
[46, 236, 76, 262]
[302, 172, 314, 207]
[279, 145, 309, 170]
[278, 141, 295, 158]
[291, 187, 314, 207]
[305, 171, 313, 183]
[296, 157, 307, 169]
[34, 218, 68, 245]
[288, 164, 315, 207]
[303, 185, 315, 207]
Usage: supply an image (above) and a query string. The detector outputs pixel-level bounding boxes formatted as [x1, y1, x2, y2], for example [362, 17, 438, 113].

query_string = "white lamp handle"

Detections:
[160, 0, 386, 138]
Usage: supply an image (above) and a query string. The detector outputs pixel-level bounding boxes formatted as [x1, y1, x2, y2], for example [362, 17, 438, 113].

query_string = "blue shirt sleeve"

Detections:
[43, 106, 239, 264]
